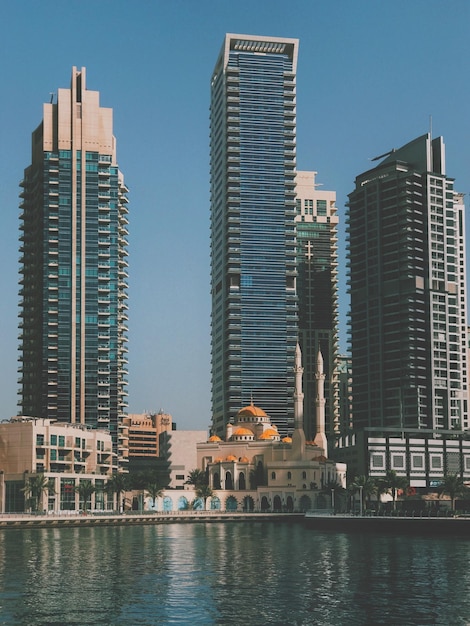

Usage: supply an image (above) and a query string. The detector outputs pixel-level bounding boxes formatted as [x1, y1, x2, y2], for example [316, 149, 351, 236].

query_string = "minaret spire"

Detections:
[313, 349, 328, 456]
[294, 342, 304, 430]
[291, 343, 306, 459]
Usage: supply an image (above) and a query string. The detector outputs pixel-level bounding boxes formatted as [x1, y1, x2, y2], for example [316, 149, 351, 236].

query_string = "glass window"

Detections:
[50, 434, 57, 446]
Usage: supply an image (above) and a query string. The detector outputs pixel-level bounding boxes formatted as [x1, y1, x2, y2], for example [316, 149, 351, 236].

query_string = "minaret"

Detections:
[292, 343, 306, 458]
[294, 343, 304, 430]
[314, 349, 328, 456]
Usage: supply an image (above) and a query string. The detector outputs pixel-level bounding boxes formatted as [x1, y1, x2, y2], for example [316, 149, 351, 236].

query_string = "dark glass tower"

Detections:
[210, 34, 299, 436]
[19, 68, 129, 459]
[295, 171, 339, 444]
[348, 134, 468, 432]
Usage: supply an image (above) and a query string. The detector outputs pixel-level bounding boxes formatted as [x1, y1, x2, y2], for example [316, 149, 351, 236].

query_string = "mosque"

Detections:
[196, 345, 346, 513]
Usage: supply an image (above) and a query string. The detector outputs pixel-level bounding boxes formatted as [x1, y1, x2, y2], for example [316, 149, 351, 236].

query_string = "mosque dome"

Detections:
[208, 434, 222, 442]
[282, 436, 292, 443]
[259, 428, 279, 440]
[233, 427, 253, 436]
[239, 456, 250, 463]
[226, 454, 237, 462]
[237, 404, 268, 419]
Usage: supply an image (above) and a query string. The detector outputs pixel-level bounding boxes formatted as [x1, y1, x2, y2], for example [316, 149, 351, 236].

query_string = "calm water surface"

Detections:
[0, 521, 469, 625]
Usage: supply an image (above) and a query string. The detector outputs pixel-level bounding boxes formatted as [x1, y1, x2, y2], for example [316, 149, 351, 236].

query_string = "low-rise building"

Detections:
[0, 417, 117, 513]
[123, 411, 173, 459]
[159, 430, 208, 489]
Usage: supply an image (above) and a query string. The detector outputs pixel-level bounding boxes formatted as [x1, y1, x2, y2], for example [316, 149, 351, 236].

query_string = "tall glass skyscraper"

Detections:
[348, 134, 468, 432]
[19, 68, 129, 459]
[295, 171, 339, 443]
[210, 34, 299, 437]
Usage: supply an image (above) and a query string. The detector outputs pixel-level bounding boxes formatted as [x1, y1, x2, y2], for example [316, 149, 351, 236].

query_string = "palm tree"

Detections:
[351, 475, 377, 513]
[441, 474, 468, 512]
[145, 482, 164, 510]
[322, 480, 345, 512]
[75, 479, 96, 512]
[185, 469, 207, 488]
[22, 474, 54, 512]
[105, 473, 129, 512]
[195, 484, 213, 511]
[379, 470, 408, 511]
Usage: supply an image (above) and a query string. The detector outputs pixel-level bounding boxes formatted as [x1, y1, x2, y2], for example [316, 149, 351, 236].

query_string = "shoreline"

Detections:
[304, 512, 470, 536]
[0, 511, 304, 529]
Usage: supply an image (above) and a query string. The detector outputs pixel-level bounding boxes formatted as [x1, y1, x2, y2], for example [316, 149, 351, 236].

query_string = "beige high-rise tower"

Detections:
[19, 68, 129, 463]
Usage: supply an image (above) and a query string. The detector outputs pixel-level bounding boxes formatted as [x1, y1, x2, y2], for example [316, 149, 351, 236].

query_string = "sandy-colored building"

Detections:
[123, 411, 173, 458]
[0, 417, 116, 513]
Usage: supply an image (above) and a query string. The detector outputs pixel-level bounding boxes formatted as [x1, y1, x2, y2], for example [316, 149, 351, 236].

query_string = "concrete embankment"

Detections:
[0, 511, 304, 530]
[304, 513, 470, 536]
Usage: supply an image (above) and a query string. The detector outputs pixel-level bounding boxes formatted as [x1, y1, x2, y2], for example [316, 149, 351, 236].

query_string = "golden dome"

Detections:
[233, 427, 253, 436]
[282, 436, 292, 443]
[226, 454, 237, 462]
[259, 428, 279, 440]
[237, 404, 268, 418]
[239, 456, 250, 463]
[208, 435, 222, 442]
[214, 457, 223, 463]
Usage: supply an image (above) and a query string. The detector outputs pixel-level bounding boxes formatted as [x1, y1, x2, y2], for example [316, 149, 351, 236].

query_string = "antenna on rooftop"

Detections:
[49, 92, 55, 104]
[429, 114, 433, 139]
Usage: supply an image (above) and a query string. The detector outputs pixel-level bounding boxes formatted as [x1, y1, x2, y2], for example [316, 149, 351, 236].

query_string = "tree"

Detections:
[185, 469, 207, 488]
[441, 474, 468, 512]
[146, 482, 164, 510]
[322, 480, 346, 512]
[379, 470, 408, 511]
[195, 484, 213, 511]
[22, 474, 54, 512]
[350, 475, 377, 513]
[105, 473, 129, 512]
[75, 480, 96, 512]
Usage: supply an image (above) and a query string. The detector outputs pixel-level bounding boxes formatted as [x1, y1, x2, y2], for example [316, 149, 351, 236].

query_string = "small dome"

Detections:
[239, 456, 250, 463]
[214, 457, 223, 463]
[237, 404, 268, 418]
[282, 436, 292, 443]
[208, 434, 222, 442]
[226, 454, 237, 462]
[233, 427, 253, 436]
[259, 428, 279, 440]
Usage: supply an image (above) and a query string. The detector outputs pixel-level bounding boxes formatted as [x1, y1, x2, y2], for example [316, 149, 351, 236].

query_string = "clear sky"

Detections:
[1, 0, 469, 431]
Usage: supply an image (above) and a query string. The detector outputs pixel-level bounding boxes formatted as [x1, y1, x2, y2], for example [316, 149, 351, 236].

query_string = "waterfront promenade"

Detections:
[0, 510, 304, 529]
[304, 511, 470, 535]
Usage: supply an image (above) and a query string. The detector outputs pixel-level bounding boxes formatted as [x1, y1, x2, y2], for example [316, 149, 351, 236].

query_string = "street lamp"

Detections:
[331, 488, 335, 513]
[359, 485, 363, 516]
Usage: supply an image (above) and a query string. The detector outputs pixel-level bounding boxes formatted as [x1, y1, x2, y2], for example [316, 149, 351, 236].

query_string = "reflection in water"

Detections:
[0, 522, 469, 625]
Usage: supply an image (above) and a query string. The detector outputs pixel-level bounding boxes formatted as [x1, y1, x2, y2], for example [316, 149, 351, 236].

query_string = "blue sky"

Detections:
[1, 0, 469, 430]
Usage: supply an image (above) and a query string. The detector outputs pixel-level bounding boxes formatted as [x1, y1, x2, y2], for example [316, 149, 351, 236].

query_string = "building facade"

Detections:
[123, 411, 173, 459]
[19, 68, 129, 460]
[347, 134, 468, 432]
[0, 417, 116, 512]
[336, 428, 470, 491]
[295, 171, 339, 443]
[210, 34, 299, 437]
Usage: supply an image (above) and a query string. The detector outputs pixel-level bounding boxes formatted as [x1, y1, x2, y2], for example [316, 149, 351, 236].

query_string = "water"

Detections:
[0, 521, 469, 625]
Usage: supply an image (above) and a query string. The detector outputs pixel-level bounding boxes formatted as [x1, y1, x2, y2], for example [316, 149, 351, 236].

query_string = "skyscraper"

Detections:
[295, 171, 339, 443]
[19, 67, 129, 458]
[347, 133, 468, 432]
[210, 34, 299, 437]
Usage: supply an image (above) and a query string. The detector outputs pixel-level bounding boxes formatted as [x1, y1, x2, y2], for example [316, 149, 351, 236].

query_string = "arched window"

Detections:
[239, 472, 246, 490]
[225, 471, 233, 490]
[287, 471, 292, 480]
[271, 471, 276, 480]
[302, 471, 307, 479]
